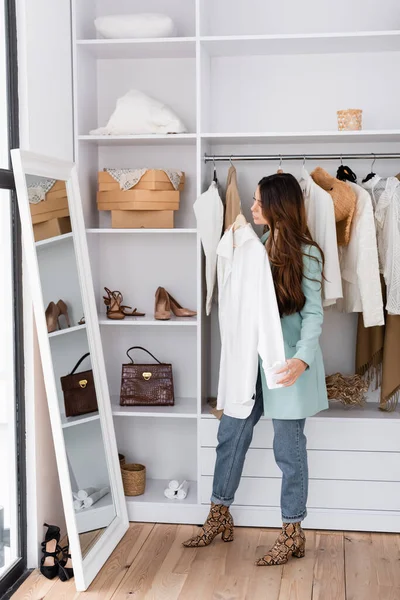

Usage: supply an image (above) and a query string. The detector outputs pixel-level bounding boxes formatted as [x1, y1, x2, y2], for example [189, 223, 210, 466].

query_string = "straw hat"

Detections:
[311, 167, 357, 246]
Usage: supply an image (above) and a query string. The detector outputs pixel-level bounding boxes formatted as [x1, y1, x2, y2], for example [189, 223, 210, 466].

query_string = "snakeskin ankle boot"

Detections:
[256, 522, 305, 566]
[183, 503, 234, 547]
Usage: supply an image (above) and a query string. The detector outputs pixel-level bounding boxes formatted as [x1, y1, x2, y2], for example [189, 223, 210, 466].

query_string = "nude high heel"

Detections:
[166, 291, 197, 318]
[154, 287, 171, 320]
[103, 288, 145, 319]
[45, 301, 61, 333]
[57, 300, 71, 328]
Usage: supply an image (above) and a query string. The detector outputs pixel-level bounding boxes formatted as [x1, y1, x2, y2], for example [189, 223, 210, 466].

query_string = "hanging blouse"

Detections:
[363, 176, 400, 315]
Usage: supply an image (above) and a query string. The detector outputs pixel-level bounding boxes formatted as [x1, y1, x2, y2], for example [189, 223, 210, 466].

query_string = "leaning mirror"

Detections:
[11, 150, 128, 591]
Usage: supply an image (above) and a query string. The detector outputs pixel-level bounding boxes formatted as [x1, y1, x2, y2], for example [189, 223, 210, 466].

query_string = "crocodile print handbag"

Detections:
[61, 353, 98, 417]
[120, 346, 174, 407]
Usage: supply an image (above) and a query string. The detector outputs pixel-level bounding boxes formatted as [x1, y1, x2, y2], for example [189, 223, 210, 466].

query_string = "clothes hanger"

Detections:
[213, 157, 218, 184]
[362, 154, 376, 183]
[337, 154, 357, 183]
[277, 155, 283, 174]
[233, 166, 247, 231]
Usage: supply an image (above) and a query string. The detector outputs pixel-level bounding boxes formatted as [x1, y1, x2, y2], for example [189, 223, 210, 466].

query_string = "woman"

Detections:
[183, 173, 329, 565]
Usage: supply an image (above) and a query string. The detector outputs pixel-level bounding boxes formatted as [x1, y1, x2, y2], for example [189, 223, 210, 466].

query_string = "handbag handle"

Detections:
[126, 346, 162, 365]
[70, 353, 90, 375]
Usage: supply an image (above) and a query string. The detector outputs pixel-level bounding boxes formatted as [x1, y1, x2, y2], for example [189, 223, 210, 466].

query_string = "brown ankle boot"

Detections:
[183, 503, 234, 547]
[256, 522, 305, 566]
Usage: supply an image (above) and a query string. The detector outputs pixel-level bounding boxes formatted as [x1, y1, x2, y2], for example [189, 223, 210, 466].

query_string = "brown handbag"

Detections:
[60, 353, 98, 417]
[120, 346, 174, 407]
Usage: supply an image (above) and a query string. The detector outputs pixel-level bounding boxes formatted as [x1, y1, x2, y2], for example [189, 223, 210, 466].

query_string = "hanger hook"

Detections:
[213, 157, 216, 169]
[229, 155, 233, 167]
[303, 156, 306, 168]
[279, 154, 282, 169]
[340, 154, 343, 166]
[371, 153, 376, 171]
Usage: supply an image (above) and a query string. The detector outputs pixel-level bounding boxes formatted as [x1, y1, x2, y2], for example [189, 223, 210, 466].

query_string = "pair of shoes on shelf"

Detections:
[40, 523, 74, 582]
[45, 300, 70, 333]
[155, 287, 197, 321]
[103, 287, 145, 320]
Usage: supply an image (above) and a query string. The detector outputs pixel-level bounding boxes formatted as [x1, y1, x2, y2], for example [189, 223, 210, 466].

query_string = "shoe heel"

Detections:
[221, 526, 234, 542]
[292, 546, 305, 559]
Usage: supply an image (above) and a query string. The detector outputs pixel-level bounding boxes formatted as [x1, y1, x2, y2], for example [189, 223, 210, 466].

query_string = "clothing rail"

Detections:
[204, 153, 400, 163]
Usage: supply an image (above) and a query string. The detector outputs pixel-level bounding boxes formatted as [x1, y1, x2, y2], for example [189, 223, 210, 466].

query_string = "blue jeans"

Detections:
[211, 378, 308, 523]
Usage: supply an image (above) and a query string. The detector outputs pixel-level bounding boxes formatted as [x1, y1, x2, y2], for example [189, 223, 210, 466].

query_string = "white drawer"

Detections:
[201, 476, 400, 511]
[200, 417, 400, 452]
[200, 448, 400, 482]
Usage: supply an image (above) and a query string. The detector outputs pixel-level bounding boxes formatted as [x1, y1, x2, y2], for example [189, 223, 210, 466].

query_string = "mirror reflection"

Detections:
[26, 175, 116, 557]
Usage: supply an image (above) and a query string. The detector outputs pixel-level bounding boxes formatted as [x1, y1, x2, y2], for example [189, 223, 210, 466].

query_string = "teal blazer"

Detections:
[260, 233, 328, 419]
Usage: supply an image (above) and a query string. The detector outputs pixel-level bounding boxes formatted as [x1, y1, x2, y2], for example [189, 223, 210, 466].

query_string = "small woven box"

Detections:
[121, 463, 146, 496]
[337, 109, 362, 131]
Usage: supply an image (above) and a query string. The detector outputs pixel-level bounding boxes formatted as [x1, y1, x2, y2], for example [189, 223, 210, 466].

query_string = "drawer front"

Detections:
[200, 448, 400, 482]
[201, 476, 400, 511]
[200, 418, 400, 452]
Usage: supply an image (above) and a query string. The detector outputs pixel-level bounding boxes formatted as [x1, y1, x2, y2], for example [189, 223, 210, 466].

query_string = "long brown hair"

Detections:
[258, 173, 324, 316]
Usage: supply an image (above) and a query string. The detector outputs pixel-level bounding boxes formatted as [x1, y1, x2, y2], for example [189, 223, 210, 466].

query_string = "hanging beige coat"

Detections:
[224, 166, 241, 230]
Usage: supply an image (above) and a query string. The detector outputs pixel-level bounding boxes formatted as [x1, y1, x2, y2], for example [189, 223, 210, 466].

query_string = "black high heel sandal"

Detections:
[40, 523, 61, 580]
[58, 543, 74, 582]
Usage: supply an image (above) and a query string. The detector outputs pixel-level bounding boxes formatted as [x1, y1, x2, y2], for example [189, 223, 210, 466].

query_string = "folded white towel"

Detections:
[77, 487, 98, 500]
[168, 480, 180, 491]
[164, 488, 177, 500]
[83, 487, 110, 509]
[73, 499, 83, 511]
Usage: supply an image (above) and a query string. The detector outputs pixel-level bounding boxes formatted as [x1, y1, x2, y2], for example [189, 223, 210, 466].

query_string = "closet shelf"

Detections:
[61, 411, 100, 429]
[78, 134, 197, 146]
[201, 130, 400, 145]
[200, 30, 400, 57]
[76, 37, 196, 59]
[36, 232, 73, 248]
[86, 228, 197, 235]
[98, 316, 197, 327]
[48, 323, 87, 339]
[111, 396, 197, 418]
[201, 401, 400, 421]
[125, 479, 197, 505]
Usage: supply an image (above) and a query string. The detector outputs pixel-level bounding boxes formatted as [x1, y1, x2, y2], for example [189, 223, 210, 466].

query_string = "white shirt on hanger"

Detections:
[216, 224, 285, 419]
[193, 181, 224, 316]
[299, 168, 343, 307]
[336, 181, 384, 327]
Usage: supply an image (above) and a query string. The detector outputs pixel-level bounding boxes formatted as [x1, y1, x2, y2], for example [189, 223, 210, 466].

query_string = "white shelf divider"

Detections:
[87, 228, 197, 235]
[77, 37, 196, 59]
[200, 30, 400, 57]
[111, 396, 197, 419]
[78, 134, 197, 146]
[36, 232, 73, 248]
[61, 411, 100, 429]
[49, 323, 87, 338]
[98, 315, 197, 327]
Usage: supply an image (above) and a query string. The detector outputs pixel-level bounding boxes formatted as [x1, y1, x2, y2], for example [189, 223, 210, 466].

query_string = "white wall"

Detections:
[16, 0, 74, 567]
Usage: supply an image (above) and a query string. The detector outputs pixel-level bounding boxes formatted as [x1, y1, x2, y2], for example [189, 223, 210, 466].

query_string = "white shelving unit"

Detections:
[71, 0, 400, 530]
[49, 323, 87, 338]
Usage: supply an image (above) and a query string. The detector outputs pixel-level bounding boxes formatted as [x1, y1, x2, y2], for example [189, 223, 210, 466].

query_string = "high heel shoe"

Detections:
[182, 503, 234, 547]
[45, 302, 61, 333]
[103, 288, 145, 320]
[40, 523, 61, 580]
[57, 300, 71, 328]
[166, 291, 197, 318]
[256, 522, 306, 566]
[58, 543, 74, 582]
[154, 287, 171, 320]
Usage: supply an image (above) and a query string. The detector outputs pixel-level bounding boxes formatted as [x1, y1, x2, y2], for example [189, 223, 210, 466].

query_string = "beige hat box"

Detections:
[30, 180, 71, 242]
[97, 170, 185, 229]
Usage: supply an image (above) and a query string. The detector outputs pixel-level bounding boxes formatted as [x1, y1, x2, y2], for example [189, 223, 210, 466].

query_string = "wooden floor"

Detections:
[11, 524, 400, 599]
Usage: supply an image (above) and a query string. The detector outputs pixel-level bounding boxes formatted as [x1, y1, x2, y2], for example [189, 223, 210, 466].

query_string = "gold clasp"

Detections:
[79, 379, 88, 388]
[142, 372, 152, 381]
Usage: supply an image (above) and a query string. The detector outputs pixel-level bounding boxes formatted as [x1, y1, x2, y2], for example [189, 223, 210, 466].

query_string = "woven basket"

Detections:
[121, 463, 146, 496]
[337, 109, 362, 131]
[118, 453, 126, 466]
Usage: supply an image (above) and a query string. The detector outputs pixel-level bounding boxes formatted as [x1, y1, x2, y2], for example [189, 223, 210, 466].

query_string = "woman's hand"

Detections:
[276, 358, 307, 387]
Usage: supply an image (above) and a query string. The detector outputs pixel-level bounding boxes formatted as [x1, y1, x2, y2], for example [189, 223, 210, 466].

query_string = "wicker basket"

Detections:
[121, 463, 146, 496]
[118, 453, 126, 466]
[337, 109, 362, 131]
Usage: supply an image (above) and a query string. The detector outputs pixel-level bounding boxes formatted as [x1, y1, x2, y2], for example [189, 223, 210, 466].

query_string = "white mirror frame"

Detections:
[11, 150, 129, 591]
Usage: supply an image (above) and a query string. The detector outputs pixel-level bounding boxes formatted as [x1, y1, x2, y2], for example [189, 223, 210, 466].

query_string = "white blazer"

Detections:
[193, 182, 224, 316]
[300, 168, 343, 307]
[216, 224, 285, 418]
[336, 182, 384, 327]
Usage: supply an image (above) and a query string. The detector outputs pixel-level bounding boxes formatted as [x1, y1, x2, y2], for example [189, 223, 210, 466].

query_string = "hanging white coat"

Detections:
[216, 224, 285, 418]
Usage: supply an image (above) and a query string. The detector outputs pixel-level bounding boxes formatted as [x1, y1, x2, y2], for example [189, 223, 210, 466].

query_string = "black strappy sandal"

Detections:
[58, 543, 74, 582]
[40, 523, 61, 580]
